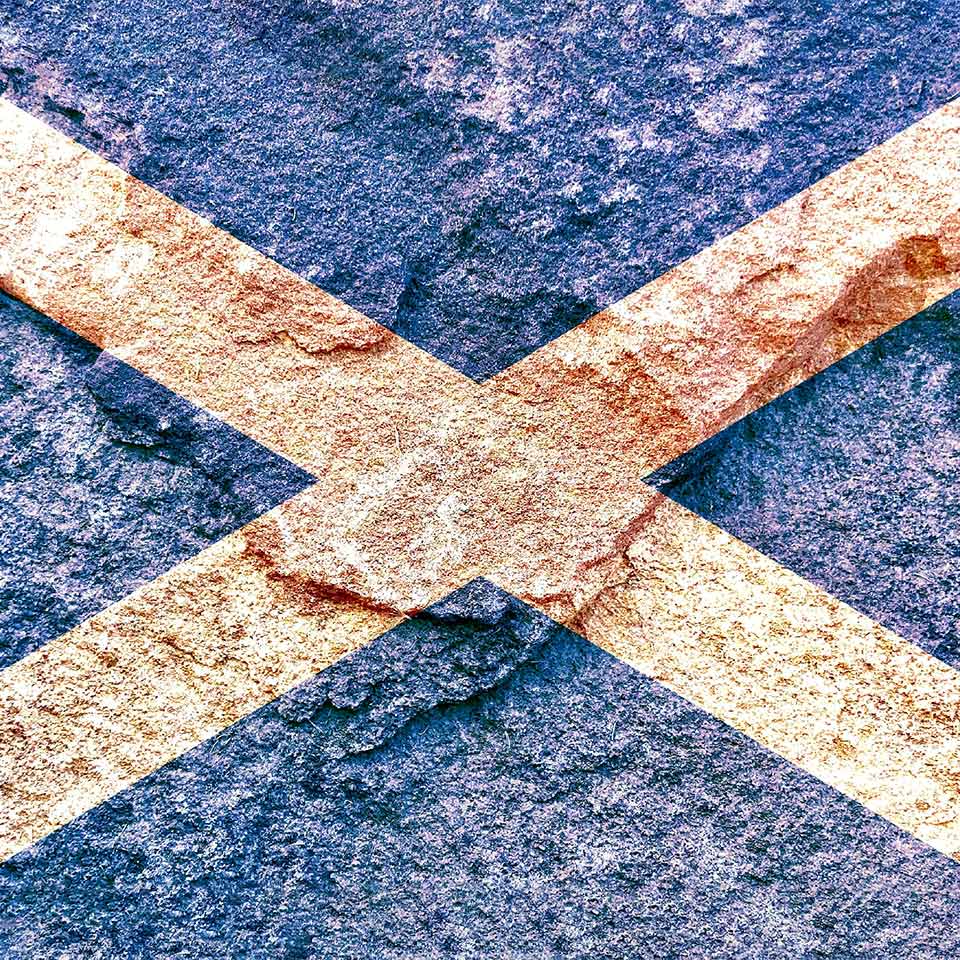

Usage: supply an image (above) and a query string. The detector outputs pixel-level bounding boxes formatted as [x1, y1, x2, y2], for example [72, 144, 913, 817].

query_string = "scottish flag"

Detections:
[1, 2, 960, 957]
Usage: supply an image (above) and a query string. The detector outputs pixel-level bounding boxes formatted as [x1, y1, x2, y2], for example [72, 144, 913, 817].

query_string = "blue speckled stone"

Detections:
[1, 1, 957, 376]
[0, 293, 314, 667]
[2, 581, 958, 959]
[650, 291, 960, 669]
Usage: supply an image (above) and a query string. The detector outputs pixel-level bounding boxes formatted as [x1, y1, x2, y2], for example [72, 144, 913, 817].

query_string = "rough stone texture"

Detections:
[0, 481, 408, 860]
[4, 95, 960, 861]
[4, 93, 959, 616]
[559, 494, 960, 858]
[0, 98, 477, 485]
[1, 0, 958, 376]
[3, 5, 960, 944]
[3, 581, 960, 960]
[0, 292, 313, 667]
[651, 290, 960, 669]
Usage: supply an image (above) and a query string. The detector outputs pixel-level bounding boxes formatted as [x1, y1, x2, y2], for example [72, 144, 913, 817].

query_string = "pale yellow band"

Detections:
[0, 491, 405, 860]
[0, 98, 474, 484]
[494, 495, 960, 858]
[491, 100, 960, 477]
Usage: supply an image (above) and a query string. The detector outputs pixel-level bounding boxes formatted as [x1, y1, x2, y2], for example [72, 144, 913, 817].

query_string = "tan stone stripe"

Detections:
[0, 98, 489, 860]
[490, 99, 960, 478]
[485, 100, 960, 857]
[0, 489, 410, 860]
[494, 494, 960, 858]
[0, 98, 479, 859]
[0, 451, 497, 859]
[0, 97, 474, 484]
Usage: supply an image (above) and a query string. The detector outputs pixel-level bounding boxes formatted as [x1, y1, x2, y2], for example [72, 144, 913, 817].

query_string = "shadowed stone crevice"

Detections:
[275, 579, 564, 762]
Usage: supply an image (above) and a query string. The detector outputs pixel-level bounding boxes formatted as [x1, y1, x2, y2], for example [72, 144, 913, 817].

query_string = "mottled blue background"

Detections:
[0, 293, 313, 667]
[3, 581, 959, 959]
[651, 291, 960, 670]
[2, 0, 958, 376]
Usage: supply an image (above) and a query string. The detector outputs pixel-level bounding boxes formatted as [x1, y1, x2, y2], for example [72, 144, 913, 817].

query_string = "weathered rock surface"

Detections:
[3, 90, 960, 869]
[2, 0, 958, 376]
[652, 291, 960, 669]
[0, 293, 313, 666]
[3, 581, 960, 960]
[2, 3, 960, 954]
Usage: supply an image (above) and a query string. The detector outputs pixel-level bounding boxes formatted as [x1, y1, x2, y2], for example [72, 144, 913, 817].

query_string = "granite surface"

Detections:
[2, 0, 958, 376]
[0, 292, 313, 667]
[3, 581, 960, 960]
[651, 290, 960, 670]
[2, 2, 960, 954]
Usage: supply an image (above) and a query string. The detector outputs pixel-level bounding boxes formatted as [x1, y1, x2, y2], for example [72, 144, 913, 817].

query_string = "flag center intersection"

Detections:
[1, 95, 960, 878]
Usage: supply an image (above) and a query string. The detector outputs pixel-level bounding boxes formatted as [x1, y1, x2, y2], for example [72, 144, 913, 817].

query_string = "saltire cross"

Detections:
[3, 8, 960, 948]
[1, 87, 960, 876]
